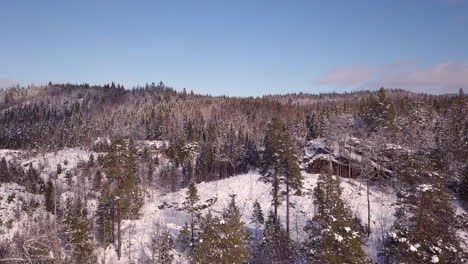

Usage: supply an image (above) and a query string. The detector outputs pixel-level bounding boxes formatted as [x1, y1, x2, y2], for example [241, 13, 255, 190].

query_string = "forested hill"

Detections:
[0, 83, 467, 263]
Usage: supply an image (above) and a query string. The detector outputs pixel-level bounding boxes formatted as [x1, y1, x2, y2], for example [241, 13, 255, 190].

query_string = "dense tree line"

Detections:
[1, 84, 467, 263]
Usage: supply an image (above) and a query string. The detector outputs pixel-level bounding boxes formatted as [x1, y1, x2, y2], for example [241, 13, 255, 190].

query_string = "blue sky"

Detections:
[1, 0, 467, 96]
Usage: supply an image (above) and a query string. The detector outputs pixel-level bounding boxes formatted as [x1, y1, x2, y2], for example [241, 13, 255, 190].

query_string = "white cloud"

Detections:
[319, 60, 468, 94]
[319, 66, 375, 86]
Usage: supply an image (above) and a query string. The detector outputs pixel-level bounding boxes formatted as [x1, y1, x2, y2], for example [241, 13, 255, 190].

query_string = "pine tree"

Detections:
[177, 223, 191, 252]
[102, 138, 144, 259]
[192, 212, 222, 264]
[193, 195, 249, 264]
[0, 157, 9, 183]
[261, 210, 291, 263]
[261, 118, 303, 236]
[63, 199, 96, 264]
[261, 118, 284, 222]
[96, 185, 114, 245]
[306, 113, 319, 140]
[251, 200, 265, 239]
[304, 172, 370, 264]
[148, 225, 174, 264]
[219, 195, 249, 263]
[181, 181, 201, 250]
[461, 166, 468, 203]
[93, 170, 102, 191]
[385, 156, 465, 263]
[44, 179, 55, 213]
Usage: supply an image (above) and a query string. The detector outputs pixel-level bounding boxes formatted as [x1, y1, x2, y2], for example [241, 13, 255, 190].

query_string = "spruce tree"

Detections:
[177, 223, 191, 252]
[385, 156, 465, 263]
[64, 199, 95, 264]
[193, 195, 248, 264]
[181, 181, 201, 250]
[0, 157, 9, 183]
[262, 210, 291, 263]
[304, 172, 370, 264]
[251, 200, 265, 239]
[261, 118, 303, 236]
[261, 118, 284, 222]
[96, 184, 114, 245]
[93, 170, 102, 191]
[149, 226, 174, 264]
[44, 178, 55, 213]
[192, 212, 222, 264]
[219, 195, 249, 263]
[460, 165, 468, 203]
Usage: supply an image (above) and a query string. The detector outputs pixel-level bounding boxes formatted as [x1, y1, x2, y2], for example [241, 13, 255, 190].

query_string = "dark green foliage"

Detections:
[181, 181, 202, 250]
[306, 113, 320, 140]
[384, 156, 466, 264]
[93, 170, 102, 191]
[44, 179, 55, 213]
[63, 199, 96, 264]
[361, 87, 396, 133]
[460, 166, 468, 203]
[193, 195, 249, 264]
[96, 185, 114, 245]
[103, 138, 143, 219]
[304, 172, 370, 264]
[251, 200, 265, 226]
[260, 118, 303, 235]
[259, 210, 292, 263]
[176, 223, 191, 252]
[0, 157, 9, 183]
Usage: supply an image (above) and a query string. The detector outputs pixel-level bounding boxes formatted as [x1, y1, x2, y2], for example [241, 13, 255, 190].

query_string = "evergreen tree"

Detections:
[148, 225, 174, 264]
[193, 195, 248, 264]
[181, 181, 201, 250]
[63, 199, 95, 264]
[219, 195, 249, 263]
[251, 200, 265, 228]
[44, 179, 55, 213]
[304, 172, 370, 264]
[96, 185, 114, 245]
[363, 87, 396, 133]
[261, 210, 291, 263]
[192, 212, 222, 264]
[461, 166, 468, 203]
[0, 157, 9, 183]
[93, 170, 102, 191]
[261, 118, 303, 236]
[261, 118, 284, 222]
[385, 156, 465, 263]
[176, 223, 191, 253]
[306, 113, 319, 140]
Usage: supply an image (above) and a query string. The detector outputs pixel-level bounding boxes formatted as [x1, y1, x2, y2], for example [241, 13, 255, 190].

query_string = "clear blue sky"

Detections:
[1, 0, 467, 96]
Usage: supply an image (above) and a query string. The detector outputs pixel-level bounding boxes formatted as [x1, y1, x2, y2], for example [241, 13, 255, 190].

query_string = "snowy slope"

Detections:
[101, 172, 397, 263]
[0, 183, 49, 241]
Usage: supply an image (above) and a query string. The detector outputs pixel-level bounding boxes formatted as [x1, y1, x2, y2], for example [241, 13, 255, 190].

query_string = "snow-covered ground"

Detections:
[101, 172, 397, 263]
[2, 146, 466, 263]
[0, 182, 50, 241]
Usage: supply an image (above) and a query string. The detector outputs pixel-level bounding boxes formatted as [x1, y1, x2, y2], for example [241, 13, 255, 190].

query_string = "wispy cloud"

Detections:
[379, 62, 468, 93]
[319, 60, 468, 94]
[0, 78, 18, 89]
[319, 66, 375, 86]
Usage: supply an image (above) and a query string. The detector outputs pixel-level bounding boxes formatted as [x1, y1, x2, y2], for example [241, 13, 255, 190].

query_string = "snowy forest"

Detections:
[0, 83, 467, 264]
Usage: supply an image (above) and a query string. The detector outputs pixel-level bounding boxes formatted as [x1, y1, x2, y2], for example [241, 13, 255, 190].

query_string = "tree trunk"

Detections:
[54, 178, 57, 233]
[273, 175, 279, 223]
[117, 200, 122, 260]
[286, 181, 290, 237]
[367, 179, 371, 237]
